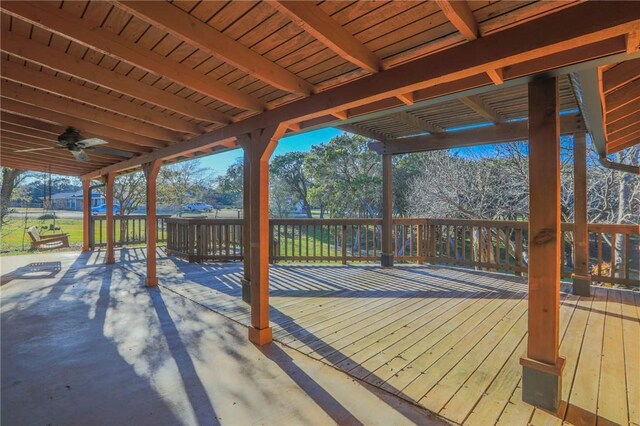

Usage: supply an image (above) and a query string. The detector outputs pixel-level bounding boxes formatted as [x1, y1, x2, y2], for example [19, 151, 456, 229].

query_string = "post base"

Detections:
[520, 356, 565, 411]
[241, 278, 251, 304]
[572, 274, 591, 296]
[146, 277, 158, 287]
[248, 326, 272, 346]
[381, 253, 394, 267]
[106, 257, 115, 265]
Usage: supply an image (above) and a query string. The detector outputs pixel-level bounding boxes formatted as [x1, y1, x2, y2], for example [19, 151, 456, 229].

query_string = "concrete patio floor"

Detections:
[1, 250, 444, 426]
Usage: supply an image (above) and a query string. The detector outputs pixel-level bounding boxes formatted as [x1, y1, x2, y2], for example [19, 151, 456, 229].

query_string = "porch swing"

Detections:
[26, 170, 70, 251]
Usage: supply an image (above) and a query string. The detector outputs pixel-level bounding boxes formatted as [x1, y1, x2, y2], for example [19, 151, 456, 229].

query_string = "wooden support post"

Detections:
[381, 153, 394, 267]
[82, 178, 91, 251]
[239, 138, 252, 304]
[102, 172, 116, 264]
[142, 160, 162, 287]
[243, 125, 287, 346]
[520, 77, 565, 411]
[572, 132, 591, 296]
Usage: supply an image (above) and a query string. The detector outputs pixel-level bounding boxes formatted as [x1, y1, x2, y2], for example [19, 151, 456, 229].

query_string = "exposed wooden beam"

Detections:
[396, 92, 415, 105]
[1, 61, 204, 135]
[1, 137, 124, 163]
[0, 153, 92, 175]
[0, 122, 58, 142]
[1, 2, 265, 112]
[390, 111, 444, 134]
[0, 112, 60, 135]
[370, 114, 584, 155]
[1, 98, 155, 152]
[338, 123, 389, 141]
[0, 149, 102, 170]
[435, 0, 479, 41]
[486, 68, 505, 85]
[115, 1, 313, 96]
[0, 111, 146, 154]
[332, 110, 349, 120]
[82, 1, 640, 179]
[1, 81, 176, 145]
[460, 95, 507, 124]
[270, 1, 381, 73]
[627, 30, 640, 53]
[0, 31, 231, 124]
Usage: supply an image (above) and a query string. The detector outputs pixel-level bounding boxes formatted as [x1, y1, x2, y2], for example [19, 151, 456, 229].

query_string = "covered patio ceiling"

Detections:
[0, 1, 639, 176]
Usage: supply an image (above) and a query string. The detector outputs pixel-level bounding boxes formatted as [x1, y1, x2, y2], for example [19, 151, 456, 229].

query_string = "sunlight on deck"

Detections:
[116, 248, 639, 426]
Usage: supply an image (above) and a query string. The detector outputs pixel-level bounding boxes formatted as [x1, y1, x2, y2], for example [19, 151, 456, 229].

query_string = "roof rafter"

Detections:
[81, 1, 640, 178]
[1, 99, 155, 153]
[114, 1, 314, 96]
[389, 111, 444, 134]
[1, 81, 178, 145]
[270, 1, 381, 73]
[0, 1, 264, 113]
[1, 61, 204, 135]
[460, 95, 507, 124]
[338, 123, 389, 141]
[435, 1, 479, 40]
[0, 31, 231, 125]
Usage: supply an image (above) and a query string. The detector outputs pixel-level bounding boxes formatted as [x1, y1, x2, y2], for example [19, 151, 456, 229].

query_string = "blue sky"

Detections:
[197, 127, 343, 176]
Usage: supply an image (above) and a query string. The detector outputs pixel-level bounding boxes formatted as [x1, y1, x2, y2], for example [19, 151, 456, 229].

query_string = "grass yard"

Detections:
[1, 218, 84, 255]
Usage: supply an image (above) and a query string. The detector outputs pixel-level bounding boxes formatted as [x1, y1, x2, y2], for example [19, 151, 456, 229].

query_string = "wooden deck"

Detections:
[120, 248, 639, 426]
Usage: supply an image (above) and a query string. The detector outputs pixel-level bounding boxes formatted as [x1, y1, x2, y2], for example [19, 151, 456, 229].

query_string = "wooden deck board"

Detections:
[130, 255, 638, 426]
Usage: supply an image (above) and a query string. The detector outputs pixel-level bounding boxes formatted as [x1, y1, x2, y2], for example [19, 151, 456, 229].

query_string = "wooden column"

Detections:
[520, 77, 565, 411]
[142, 160, 162, 287]
[572, 132, 591, 296]
[82, 178, 91, 251]
[245, 125, 287, 346]
[103, 172, 116, 264]
[381, 152, 394, 267]
[238, 136, 252, 304]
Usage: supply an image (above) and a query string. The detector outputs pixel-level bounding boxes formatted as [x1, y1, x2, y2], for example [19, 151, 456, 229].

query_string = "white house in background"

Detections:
[43, 191, 105, 211]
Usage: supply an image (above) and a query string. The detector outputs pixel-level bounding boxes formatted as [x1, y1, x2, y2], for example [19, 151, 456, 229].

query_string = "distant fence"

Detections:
[162, 217, 638, 287]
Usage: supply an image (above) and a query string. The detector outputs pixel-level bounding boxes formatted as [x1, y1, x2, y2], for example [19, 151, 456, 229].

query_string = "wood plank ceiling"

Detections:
[0, 1, 638, 176]
[600, 58, 640, 154]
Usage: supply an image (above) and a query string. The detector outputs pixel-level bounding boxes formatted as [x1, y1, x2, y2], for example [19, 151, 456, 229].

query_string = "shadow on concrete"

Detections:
[0, 261, 62, 286]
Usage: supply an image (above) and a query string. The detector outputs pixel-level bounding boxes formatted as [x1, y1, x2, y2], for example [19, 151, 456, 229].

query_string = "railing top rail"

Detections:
[424, 218, 528, 228]
[270, 218, 382, 225]
[91, 214, 173, 219]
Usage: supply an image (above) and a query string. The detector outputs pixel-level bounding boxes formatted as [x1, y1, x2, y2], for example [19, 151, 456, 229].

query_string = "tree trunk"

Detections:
[0, 168, 24, 229]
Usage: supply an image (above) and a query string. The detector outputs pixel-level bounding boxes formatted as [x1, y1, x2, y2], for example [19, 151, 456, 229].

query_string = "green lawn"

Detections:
[1, 218, 84, 255]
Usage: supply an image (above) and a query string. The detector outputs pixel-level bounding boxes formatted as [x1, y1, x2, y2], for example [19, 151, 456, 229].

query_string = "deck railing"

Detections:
[89, 214, 171, 248]
[162, 217, 638, 286]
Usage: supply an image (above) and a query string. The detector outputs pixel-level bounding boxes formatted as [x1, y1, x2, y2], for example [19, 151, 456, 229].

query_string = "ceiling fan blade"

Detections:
[77, 138, 107, 148]
[71, 149, 90, 162]
[91, 146, 134, 158]
[13, 147, 56, 153]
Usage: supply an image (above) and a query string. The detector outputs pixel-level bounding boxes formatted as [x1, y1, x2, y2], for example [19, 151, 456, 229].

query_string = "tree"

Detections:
[271, 152, 313, 217]
[0, 167, 27, 232]
[269, 175, 296, 217]
[159, 160, 211, 215]
[305, 133, 382, 218]
[215, 157, 244, 208]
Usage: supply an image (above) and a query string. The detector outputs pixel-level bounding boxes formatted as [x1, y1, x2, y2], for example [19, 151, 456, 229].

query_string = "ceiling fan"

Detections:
[13, 127, 133, 162]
